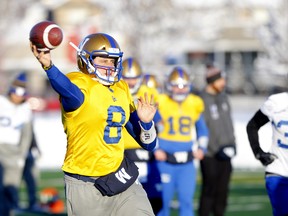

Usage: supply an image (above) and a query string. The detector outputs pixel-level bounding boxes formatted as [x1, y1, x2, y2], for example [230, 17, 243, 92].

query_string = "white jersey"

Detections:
[0, 95, 32, 145]
[0, 95, 33, 186]
[261, 92, 288, 177]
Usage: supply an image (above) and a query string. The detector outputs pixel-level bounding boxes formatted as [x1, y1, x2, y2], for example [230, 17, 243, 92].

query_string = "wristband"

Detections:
[43, 62, 53, 71]
[139, 121, 153, 130]
[138, 121, 157, 144]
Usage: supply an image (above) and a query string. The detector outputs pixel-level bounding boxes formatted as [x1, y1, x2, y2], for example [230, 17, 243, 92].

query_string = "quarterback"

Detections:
[31, 33, 157, 216]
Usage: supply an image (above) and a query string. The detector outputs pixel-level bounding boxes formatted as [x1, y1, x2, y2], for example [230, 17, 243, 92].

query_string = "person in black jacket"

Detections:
[198, 65, 236, 216]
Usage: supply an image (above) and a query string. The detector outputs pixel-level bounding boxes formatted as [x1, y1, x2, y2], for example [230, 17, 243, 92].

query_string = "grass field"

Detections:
[17, 168, 272, 216]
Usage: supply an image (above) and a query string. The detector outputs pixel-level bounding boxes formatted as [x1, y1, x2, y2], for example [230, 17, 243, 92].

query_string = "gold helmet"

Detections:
[142, 74, 159, 89]
[167, 66, 191, 102]
[76, 33, 123, 85]
[122, 57, 143, 95]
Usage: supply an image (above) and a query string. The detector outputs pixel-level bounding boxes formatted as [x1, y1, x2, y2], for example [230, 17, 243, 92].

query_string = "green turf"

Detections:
[170, 169, 272, 216]
[17, 168, 272, 216]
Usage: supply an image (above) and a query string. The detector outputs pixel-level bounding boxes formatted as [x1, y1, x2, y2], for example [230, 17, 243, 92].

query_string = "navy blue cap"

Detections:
[9, 72, 28, 96]
[12, 72, 27, 87]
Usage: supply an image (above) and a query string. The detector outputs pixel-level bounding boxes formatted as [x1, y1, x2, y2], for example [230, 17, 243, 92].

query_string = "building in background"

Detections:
[0, 0, 287, 96]
[1, 0, 284, 170]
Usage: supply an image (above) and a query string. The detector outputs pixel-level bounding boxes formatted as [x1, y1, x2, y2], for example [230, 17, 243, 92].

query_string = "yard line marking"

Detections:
[229, 195, 269, 203]
[228, 203, 266, 212]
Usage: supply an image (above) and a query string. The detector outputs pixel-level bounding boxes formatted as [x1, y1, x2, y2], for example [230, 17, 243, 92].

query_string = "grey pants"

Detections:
[64, 174, 155, 216]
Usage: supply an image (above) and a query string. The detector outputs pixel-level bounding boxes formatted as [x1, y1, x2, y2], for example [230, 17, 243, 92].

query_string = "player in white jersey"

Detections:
[0, 72, 33, 215]
[247, 92, 288, 216]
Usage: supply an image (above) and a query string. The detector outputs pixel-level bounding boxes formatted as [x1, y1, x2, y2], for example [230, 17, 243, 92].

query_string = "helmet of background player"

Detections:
[40, 187, 59, 205]
[39, 187, 64, 213]
[142, 74, 159, 89]
[166, 66, 191, 102]
[76, 33, 123, 85]
[8, 72, 28, 97]
[122, 57, 143, 95]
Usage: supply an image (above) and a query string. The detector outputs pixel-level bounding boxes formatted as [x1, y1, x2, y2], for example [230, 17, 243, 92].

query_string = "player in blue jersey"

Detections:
[31, 33, 158, 216]
[154, 67, 209, 216]
[247, 92, 288, 216]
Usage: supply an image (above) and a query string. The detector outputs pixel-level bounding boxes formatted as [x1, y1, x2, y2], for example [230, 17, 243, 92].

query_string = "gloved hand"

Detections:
[256, 150, 278, 166]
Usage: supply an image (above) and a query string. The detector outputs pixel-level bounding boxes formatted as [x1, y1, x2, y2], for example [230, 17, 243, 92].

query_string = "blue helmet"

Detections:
[8, 72, 27, 96]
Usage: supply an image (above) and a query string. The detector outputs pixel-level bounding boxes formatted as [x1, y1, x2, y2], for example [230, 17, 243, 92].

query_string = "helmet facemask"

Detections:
[167, 67, 191, 102]
[124, 75, 143, 95]
[167, 82, 190, 102]
[80, 49, 123, 86]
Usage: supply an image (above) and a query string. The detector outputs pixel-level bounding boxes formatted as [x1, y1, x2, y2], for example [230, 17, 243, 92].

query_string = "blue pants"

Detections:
[0, 163, 19, 216]
[157, 161, 196, 216]
[0, 163, 4, 215]
[142, 160, 163, 215]
[23, 152, 37, 209]
[266, 175, 288, 216]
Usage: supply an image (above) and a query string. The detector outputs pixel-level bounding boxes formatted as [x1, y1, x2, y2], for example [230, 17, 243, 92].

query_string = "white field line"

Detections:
[229, 195, 268, 203]
[227, 203, 266, 212]
[170, 195, 269, 212]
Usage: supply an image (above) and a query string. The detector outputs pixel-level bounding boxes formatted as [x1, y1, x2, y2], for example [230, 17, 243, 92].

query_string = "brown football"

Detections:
[29, 21, 63, 51]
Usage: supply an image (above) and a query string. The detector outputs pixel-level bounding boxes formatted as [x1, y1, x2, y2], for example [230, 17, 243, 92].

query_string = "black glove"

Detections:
[256, 150, 277, 166]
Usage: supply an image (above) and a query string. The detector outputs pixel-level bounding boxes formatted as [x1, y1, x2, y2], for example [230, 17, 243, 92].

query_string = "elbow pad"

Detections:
[139, 121, 157, 144]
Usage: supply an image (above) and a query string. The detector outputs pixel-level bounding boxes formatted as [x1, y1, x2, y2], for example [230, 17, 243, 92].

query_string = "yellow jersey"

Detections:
[158, 94, 204, 142]
[61, 72, 136, 176]
[136, 85, 159, 104]
[124, 84, 159, 149]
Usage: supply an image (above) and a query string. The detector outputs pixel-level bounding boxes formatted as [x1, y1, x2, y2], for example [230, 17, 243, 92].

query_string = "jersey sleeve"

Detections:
[191, 94, 205, 121]
[195, 114, 209, 138]
[261, 93, 288, 119]
[260, 97, 275, 119]
[45, 66, 84, 112]
[246, 109, 270, 157]
[196, 96, 205, 114]
[127, 111, 156, 151]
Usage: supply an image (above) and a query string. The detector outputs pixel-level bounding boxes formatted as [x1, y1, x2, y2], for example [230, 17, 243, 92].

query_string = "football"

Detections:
[29, 21, 63, 51]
